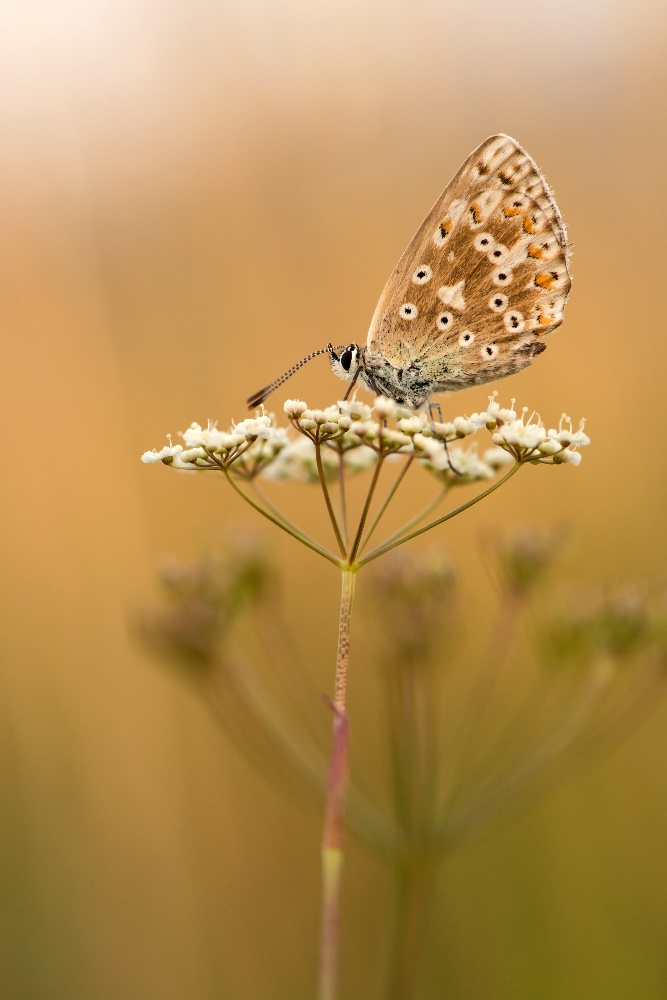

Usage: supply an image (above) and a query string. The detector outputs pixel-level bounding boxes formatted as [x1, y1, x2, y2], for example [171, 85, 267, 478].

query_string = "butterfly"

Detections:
[247, 134, 571, 412]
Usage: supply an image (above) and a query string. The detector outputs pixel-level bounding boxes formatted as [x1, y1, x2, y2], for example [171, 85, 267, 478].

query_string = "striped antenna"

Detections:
[246, 345, 347, 409]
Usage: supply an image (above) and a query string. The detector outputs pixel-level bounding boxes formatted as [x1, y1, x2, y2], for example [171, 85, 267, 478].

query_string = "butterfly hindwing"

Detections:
[366, 134, 571, 390]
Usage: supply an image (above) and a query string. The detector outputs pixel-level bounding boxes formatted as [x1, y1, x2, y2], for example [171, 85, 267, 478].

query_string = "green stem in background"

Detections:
[359, 462, 523, 567]
[318, 567, 357, 1000]
[438, 657, 614, 848]
[443, 586, 525, 802]
[223, 470, 341, 567]
[382, 856, 435, 1000]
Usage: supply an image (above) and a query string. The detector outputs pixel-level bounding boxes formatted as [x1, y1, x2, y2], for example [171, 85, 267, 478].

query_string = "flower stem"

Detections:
[318, 567, 357, 1000]
[337, 446, 349, 548]
[358, 462, 523, 566]
[358, 454, 414, 555]
[348, 452, 385, 564]
[315, 434, 347, 558]
[362, 481, 448, 558]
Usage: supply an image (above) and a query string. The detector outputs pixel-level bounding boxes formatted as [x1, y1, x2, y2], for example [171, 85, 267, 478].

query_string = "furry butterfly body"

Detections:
[248, 134, 571, 411]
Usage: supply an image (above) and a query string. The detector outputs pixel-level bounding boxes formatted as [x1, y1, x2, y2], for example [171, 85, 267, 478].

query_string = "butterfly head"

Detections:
[329, 343, 363, 384]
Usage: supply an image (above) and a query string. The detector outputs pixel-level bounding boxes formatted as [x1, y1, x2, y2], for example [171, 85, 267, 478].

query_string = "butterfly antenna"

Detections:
[246, 345, 347, 409]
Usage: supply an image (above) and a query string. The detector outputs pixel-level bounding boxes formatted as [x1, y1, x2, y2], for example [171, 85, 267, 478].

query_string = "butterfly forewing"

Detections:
[367, 134, 571, 389]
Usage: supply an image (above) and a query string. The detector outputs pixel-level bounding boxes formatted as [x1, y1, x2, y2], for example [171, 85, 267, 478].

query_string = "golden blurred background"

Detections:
[2, 0, 667, 997]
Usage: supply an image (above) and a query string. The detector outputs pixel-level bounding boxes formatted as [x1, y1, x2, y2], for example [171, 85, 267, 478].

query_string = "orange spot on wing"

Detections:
[535, 272, 555, 290]
[503, 204, 524, 217]
[470, 201, 482, 223]
[523, 215, 540, 233]
[539, 314, 554, 325]
[528, 244, 544, 259]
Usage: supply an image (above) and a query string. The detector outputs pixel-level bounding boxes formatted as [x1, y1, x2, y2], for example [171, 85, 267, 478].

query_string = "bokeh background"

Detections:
[2, 0, 667, 997]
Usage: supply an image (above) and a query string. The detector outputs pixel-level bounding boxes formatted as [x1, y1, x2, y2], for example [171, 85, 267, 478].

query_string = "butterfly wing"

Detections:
[366, 134, 571, 391]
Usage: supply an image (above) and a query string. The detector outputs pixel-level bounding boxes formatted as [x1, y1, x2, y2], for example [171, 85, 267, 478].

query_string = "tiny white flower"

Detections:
[398, 415, 427, 436]
[338, 398, 373, 421]
[338, 431, 363, 448]
[537, 439, 562, 456]
[453, 416, 476, 437]
[554, 448, 583, 466]
[498, 406, 517, 424]
[468, 411, 490, 430]
[421, 445, 451, 472]
[181, 422, 206, 447]
[412, 434, 445, 459]
[218, 432, 245, 451]
[177, 447, 209, 465]
[482, 446, 514, 470]
[485, 394, 518, 426]
[374, 396, 398, 419]
[493, 416, 547, 451]
[380, 429, 413, 450]
[284, 399, 308, 417]
[182, 422, 241, 450]
[449, 449, 494, 481]
[261, 437, 324, 483]
[343, 445, 377, 472]
[419, 443, 495, 483]
[350, 420, 380, 441]
[234, 415, 273, 439]
[548, 415, 591, 448]
[141, 443, 183, 464]
[429, 421, 456, 439]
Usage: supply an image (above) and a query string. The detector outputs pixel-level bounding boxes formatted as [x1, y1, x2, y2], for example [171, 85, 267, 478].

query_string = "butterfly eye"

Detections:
[459, 331, 475, 346]
[412, 265, 432, 285]
[399, 303, 418, 320]
[504, 310, 525, 332]
[474, 232, 495, 252]
[489, 294, 508, 313]
[492, 268, 513, 286]
[488, 244, 508, 263]
[436, 312, 454, 330]
[482, 343, 500, 359]
[340, 349, 354, 372]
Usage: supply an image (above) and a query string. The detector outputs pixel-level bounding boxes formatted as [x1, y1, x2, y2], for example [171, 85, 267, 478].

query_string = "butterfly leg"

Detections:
[342, 367, 362, 401]
[427, 400, 462, 476]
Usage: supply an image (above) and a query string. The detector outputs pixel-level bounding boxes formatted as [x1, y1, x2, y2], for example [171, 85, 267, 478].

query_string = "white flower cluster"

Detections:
[484, 396, 590, 465]
[141, 416, 289, 472]
[417, 440, 513, 484]
[141, 393, 589, 482]
[262, 437, 377, 484]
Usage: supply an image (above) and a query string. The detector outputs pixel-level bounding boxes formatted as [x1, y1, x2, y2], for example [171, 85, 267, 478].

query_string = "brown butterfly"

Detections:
[248, 134, 571, 413]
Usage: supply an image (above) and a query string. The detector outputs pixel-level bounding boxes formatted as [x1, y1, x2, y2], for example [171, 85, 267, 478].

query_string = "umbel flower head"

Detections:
[141, 392, 589, 484]
[141, 392, 589, 570]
